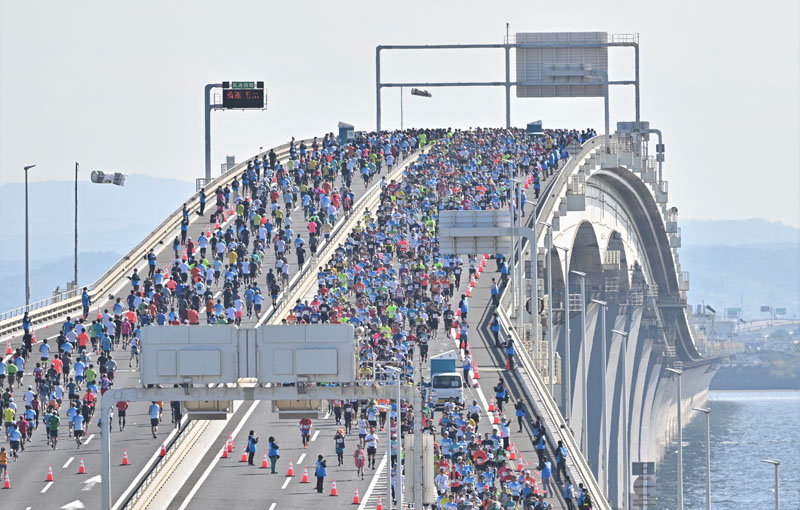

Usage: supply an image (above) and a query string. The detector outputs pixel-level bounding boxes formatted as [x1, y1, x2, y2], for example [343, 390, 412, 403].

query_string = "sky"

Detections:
[1, 0, 798, 227]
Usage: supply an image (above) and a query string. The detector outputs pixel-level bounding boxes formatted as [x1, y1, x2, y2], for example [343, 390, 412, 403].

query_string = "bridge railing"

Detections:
[0, 138, 311, 339]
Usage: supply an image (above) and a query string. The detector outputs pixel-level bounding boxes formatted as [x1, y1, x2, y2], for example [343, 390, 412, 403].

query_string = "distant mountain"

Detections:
[681, 219, 800, 246]
[0, 174, 194, 309]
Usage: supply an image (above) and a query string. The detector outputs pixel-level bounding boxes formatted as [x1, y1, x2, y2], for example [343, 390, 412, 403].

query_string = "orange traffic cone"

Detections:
[470, 279, 476, 287]
[465, 289, 472, 297]
[227, 437, 234, 453]
[286, 461, 295, 477]
[352, 487, 360, 505]
[160, 441, 167, 457]
[376, 497, 384, 510]
[240, 446, 248, 462]
[493, 413, 500, 425]
[300, 466, 310, 483]
[221, 444, 230, 459]
[3, 472, 9, 489]
[473, 364, 480, 380]
[488, 397, 496, 412]
[509, 445, 517, 460]
[517, 458, 524, 472]
[121, 449, 130, 466]
[78, 458, 86, 474]
[455, 308, 461, 316]
[330, 479, 338, 496]
[260, 452, 269, 469]
[46, 465, 54, 482]
[5, 341, 11, 356]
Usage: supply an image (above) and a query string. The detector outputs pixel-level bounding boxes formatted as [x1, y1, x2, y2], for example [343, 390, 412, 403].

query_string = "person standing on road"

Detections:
[81, 288, 91, 319]
[541, 456, 554, 498]
[555, 440, 568, 480]
[334, 429, 345, 466]
[514, 400, 526, 433]
[267, 436, 279, 474]
[246, 430, 258, 465]
[149, 401, 160, 438]
[354, 444, 366, 480]
[314, 454, 327, 493]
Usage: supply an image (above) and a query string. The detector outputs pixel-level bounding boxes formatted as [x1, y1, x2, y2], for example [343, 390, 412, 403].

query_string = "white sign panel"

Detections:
[516, 32, 608, 98]
[438, 209, 512, 255]
[257, 324, 356, 383]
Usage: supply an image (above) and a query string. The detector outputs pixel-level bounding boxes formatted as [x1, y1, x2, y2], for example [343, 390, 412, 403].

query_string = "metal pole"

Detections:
[400, 86, 404, 131]
[693, 407, 711, 510]
[413, 365, 422, 509]
[516, 183, 523, 341]
[24, 166, 31, 306]
[545, 226, 554, 395]
[667, 368, 684, 510]
[74, 162, 79, 287]
[634, 43, 641, 124]
[760, 459, 780, 510]
[613, 330, 629, 510]
[204, 83, 223, 180]
[504, 45, 511, 128]
[397, 375, 403, 510]
[101, 397, 113, 510]
[376, 47, 382, 133]
[561, 248, 571, 424]
[509, 199, 516, 310]
[594, 299, 608, 497]
[572, 272, 588, 457]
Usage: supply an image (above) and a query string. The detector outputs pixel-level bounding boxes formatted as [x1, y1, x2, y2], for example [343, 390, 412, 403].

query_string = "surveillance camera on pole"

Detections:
[90, 171, 127, 186]
[410, 88, 432, 98]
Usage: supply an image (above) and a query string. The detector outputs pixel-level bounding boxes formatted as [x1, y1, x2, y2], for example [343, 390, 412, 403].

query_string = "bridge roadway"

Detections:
[0, 145, 410, 509]
[159, 169, 572, 509]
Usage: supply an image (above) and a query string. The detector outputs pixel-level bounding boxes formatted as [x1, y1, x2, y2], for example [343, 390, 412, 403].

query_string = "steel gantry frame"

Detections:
[375, 39, 641, 133]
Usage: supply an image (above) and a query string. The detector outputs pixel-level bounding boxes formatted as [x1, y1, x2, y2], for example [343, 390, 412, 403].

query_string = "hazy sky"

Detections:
[1, 0, 798, 226]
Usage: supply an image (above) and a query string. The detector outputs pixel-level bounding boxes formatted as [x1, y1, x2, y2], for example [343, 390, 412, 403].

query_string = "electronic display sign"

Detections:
[222, 88, 264, 109]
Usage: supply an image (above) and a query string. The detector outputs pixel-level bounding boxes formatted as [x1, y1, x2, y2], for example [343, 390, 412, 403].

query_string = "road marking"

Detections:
[311, 430, 320, 442]
[63, 456, 75, 469]
[357, 452, 387, 510]
[177, 401, 260, 510]
[324, 411, 331, 419]
[42, 481, 54, 493]
[449, 334, 491, 418]
[297, 453, 306, 465]
[84, 433, 95, 445]
[281, 476, 292, 489]
[82, 474, 102, 491]
[268, 504, 276, 510]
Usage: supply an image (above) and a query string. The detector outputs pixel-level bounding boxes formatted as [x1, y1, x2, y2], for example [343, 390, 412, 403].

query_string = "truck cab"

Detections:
[429, 350, 464, 406]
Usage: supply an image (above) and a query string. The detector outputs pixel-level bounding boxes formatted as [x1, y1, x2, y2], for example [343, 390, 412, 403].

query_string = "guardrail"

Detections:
[496, 143, 612, 508]
[0, 139, 311, 339]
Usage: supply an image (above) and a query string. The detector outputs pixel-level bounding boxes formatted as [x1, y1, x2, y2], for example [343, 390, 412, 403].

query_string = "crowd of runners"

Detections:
[5, 126, 599, 509]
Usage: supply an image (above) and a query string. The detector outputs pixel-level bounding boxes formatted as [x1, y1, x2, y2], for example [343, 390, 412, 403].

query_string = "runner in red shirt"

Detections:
[298, 417, 312, 448]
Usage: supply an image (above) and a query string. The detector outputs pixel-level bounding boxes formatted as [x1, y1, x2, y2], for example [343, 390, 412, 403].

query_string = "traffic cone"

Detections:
[517, 458, 524, 472]
[221, 444, 229, 459]
[160, 441, 167, 457]
[455, 308, 461, 316]
[3, 472, 9, 489]
[122, 449, 130, 466]
[465, 289, 472, 297]
[493, 413, 500, 425]
[473, 364, 480, 380]
[286, 461, 295, 477]
[227, 437, 234, 453]
[376, 496, 384, 510]
[488, 397, 495, 412]
[509, 445, 517, 460]
[78, 458, 86, 474]
[330, 480, 338, 496]
[352, 487, 360, 504]
[470, 279, 476, 287]
[5, 341, 11, 356]
[46, 465, 54, 482]
[240, 445, 248, 462]
[260, 452, 270, 469]
[300, 466, 310, 483]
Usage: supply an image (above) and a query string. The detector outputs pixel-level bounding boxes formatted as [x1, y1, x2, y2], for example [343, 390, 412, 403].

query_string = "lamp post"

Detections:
[760, 459, 780, 510]
[666, 367, 684, 510]
[612, 329, 629, 510]
[23, 164, 36, 306]
[693, 407, 711, 510]
[592, 299, 608, 497]
[570, 270, 588, 458]
[74, 162, 79, 289]
[538, 221, 554, 396]
[385, 366, 403, 510]
[556, 246, 571, 424]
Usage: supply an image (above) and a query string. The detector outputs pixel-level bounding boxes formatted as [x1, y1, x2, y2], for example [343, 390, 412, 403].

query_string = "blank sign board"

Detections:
[438, 209, 512, 255]
[141, 325, 238, 385]
[257, 324, 355, 383]
[516, 32, 608, 98]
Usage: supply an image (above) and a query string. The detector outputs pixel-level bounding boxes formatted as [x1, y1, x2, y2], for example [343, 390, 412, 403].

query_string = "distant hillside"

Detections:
[0, 175, 194, 309]
[680, 220, 800, 319]
[681, 219, 800, 246]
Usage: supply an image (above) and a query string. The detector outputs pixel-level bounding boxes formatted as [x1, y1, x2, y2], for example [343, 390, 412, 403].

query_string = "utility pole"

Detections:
[74, 162, 79, 287]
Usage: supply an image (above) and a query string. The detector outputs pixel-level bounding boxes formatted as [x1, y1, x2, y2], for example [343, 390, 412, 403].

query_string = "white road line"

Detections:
[84, 433, 95, 445]
[41, 481, 54, 493]
[323, 411, 331, 419]
[177, 401, 260, 510]
[311, 430, 320, 442]
[357, 452, 387, 510]
[449, 333, 491, 418]
[297, 453, 306, 465]
[268, 504, 276, 510]
[281, 476, 292, 489]
[63, 456, 75, 469]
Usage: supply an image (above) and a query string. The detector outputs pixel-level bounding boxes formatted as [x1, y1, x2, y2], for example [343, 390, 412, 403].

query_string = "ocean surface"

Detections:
[655, 390, 800, 509]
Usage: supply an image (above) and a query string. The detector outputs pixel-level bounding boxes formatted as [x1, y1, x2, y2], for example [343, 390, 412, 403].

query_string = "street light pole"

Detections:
[571, 270, 588, 458]
[400, 86, 404, 130]
[612, 329, 629, 510]
[693, 407, 711, 510]
[593, 299, 608, 498]
[556, 246, 571, 424]
[760, 459, 780, 510]
[74, 162, 79, 288]
[23, 164, 36, 306]
[538, 221, 554, 396]
[666, 367, 684, 510]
